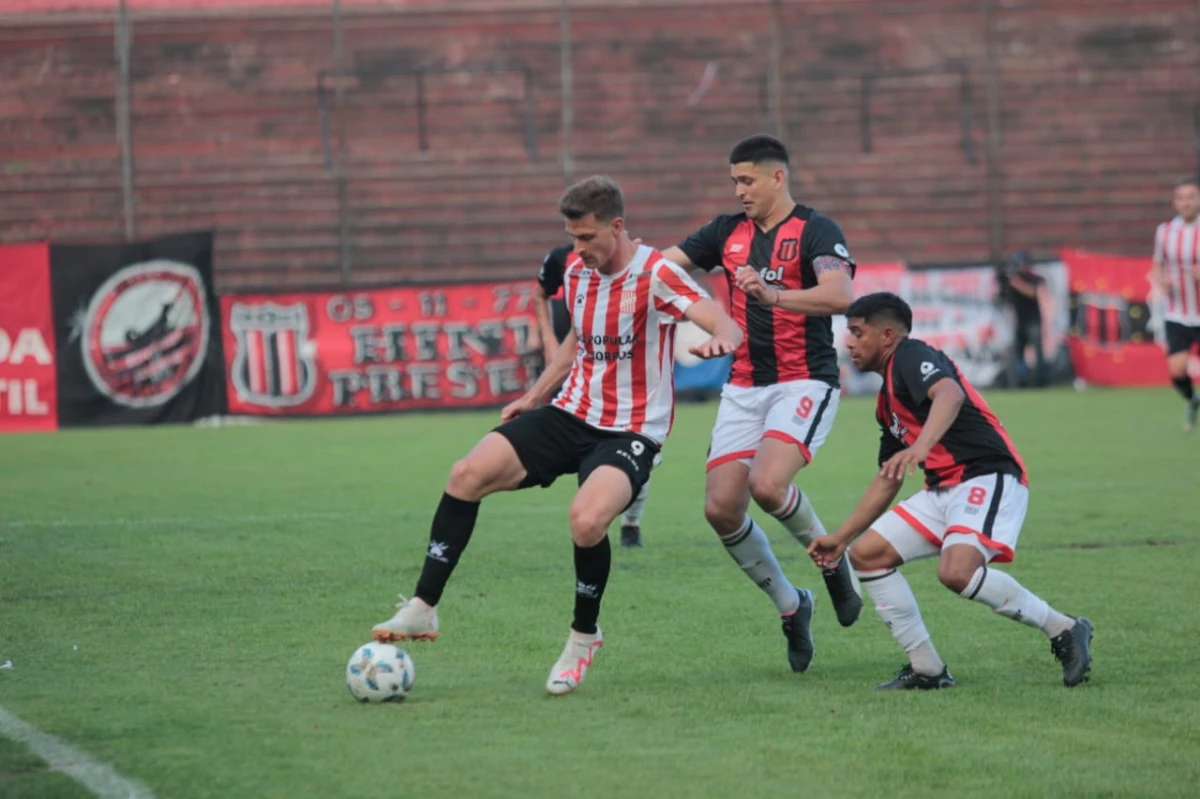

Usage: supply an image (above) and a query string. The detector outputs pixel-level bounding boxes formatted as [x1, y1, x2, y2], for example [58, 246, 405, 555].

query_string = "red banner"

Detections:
[221, 281, 542, 416]
[0, 243, 58, 432]
[1062, 249, 1167, 386]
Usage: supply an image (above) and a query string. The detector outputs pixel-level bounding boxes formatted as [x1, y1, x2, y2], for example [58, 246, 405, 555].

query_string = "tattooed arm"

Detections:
[734, 255, 855, 315]
[733, 213, 856, 315]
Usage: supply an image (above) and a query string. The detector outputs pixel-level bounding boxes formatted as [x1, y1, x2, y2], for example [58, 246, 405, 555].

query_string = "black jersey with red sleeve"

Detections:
[676, 204, 854, 387]
[876, 337, 1027, 489]
[537, 243, 573, 298]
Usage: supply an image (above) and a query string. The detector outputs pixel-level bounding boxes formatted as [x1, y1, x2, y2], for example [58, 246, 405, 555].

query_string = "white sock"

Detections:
[859, 568, 945, 676]
[961, 566, 1073, 637]
[720, 515, 800, 615]
[769, 485, 825, 546]
[623, 480, 648, 526]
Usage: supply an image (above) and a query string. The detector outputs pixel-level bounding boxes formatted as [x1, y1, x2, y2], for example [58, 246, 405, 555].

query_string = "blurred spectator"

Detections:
[998, 250, 1048, 387]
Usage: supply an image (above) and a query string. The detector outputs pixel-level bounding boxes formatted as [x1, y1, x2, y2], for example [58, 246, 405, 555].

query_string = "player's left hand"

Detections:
[688, 336, 739, 360]
[500, 394, 539, 423]
[880, 446, 928, 480]
[734, 266, 777, 305]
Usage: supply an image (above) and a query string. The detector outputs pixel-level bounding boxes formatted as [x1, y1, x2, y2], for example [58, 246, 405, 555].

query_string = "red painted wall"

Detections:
[1, 1, 1196, 288]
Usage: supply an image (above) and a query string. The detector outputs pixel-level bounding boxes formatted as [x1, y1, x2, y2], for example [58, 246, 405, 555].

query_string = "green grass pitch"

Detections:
[1, 387, 1198, 798]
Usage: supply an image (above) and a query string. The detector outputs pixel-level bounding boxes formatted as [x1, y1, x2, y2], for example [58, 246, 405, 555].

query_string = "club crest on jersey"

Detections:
[889, 412, 909, 441]
[619, 290, 638, 315]
[775, 238, 799, 261]
[229, 301, 317, 408]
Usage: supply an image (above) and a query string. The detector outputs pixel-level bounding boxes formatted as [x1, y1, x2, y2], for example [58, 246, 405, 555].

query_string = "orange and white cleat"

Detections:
[546, 627, 603, 696]
[371, 595, 439, 643]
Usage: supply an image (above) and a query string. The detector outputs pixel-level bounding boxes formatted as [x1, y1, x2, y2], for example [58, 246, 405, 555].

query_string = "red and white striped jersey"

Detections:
[1154, 216, 1200, 325]
[552, 245, 707, 444]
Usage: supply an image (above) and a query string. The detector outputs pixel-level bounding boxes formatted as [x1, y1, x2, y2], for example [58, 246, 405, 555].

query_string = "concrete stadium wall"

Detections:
[1, 0, 1196, 289]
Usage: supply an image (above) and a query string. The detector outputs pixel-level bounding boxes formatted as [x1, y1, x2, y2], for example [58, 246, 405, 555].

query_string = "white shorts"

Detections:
[871, 473, 1028, 564]
[706, 380, 840, 471]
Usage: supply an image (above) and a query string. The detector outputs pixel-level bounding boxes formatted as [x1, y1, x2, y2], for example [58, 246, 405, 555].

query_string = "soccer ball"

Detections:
[346, 642, 415, 703]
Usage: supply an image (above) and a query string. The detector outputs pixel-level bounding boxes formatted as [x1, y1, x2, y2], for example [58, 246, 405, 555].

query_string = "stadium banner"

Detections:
[48, 231, 227, 427]
[221, 281, 542, 416]
[1061, 249, 1168, 386]
[835, 262, 1017, 394]
[0, 243, 59, 432]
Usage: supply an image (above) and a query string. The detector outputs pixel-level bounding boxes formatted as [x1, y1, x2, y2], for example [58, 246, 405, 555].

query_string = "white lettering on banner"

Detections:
[0, 379, 50, 415]
[225, 281, 550, 415]
[0, 328, 53, 365]
[347, 319, 536, 364]
[326, 356, 542, 409]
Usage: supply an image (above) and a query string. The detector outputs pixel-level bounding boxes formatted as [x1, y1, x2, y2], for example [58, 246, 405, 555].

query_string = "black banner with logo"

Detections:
[49, 231, 226, 427]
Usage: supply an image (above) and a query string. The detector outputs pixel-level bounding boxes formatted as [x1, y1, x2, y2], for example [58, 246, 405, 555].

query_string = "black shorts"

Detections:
[494, 406, 659, 495]
[550, 297, 572, 344]
[1165, 321, 1200, 356]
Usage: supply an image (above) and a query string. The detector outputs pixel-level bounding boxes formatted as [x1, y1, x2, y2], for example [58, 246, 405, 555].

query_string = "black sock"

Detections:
[572, 536, 611, 635]
[414, 493, 480, 606]
[1172, 375, 1195, 401]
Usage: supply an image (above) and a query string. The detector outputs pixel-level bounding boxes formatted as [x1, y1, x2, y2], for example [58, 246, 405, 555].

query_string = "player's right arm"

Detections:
[501, 329, 577, 422]
[659, 245, 698, 271]
[663, 216, 733, 274]
[809, 424, 905, 568]
[808, 470, 904, 569]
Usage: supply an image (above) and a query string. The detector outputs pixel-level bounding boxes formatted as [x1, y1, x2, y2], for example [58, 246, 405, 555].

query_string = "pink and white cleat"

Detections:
[546, 627, 603, 696]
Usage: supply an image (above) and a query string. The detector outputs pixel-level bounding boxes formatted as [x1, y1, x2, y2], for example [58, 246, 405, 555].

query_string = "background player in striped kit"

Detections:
[1151, 177, 1200, 430]
[809, 292, 1093, 690]
[534, 242, 654, 548]
[660, 134, 862, 674]
[372, 176, 742, 695]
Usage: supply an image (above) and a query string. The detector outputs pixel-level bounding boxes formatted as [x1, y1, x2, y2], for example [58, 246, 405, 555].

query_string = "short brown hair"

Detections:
[1176, 176, 1199, 190]
[559, 175, 625, 222]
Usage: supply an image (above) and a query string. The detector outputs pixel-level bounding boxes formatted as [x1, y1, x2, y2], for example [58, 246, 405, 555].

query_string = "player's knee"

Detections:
[849, 535, 895, 573]
[703, 495, 742, 534]
[747, 473, 788, 512]
[849, 546, 883, 573]
[446, 456, 490, 500]
[936, 560, 975, 594]
[568, 504, 610, 546]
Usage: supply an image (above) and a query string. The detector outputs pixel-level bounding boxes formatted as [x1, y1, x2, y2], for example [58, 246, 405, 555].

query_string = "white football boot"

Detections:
[371, 595, 439, 643]
[545, 627, 603, 696]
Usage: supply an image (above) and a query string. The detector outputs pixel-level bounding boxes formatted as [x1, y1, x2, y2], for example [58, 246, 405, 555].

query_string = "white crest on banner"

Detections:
[228, 302, 318, 408]
[79, 259, 209, 408]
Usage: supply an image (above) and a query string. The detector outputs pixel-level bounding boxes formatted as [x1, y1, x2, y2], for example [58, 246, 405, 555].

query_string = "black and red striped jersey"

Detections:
[877, 338, 1027, 489]
[677, 204, 853, 387]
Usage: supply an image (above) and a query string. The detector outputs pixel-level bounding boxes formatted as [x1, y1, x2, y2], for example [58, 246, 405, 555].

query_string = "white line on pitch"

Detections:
[0, 705, 156, 799]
